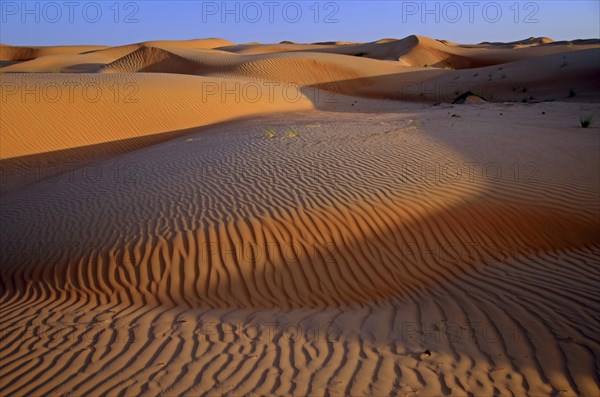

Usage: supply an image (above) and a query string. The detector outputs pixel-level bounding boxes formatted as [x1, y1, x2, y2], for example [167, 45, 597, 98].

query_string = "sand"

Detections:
[1, 36, 599, 396]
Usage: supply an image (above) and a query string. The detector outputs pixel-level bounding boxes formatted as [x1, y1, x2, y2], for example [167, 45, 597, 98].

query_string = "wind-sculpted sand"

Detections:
[1, 37, 599, 396]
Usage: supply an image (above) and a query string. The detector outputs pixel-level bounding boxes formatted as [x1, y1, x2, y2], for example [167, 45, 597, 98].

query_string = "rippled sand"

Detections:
[1, 37, 599, 396]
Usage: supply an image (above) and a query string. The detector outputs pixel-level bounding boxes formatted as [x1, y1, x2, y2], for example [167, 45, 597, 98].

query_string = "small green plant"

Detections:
[567, 41, 574, 48]
[569, 88, 576, 98]
[288, 126, 299, 138]
[521, 87, 528, 93]
[51, 67, 61, 74]
[264, 128, 276, 138]
[406, 119, 421, 130]
[473, 73, 479, 77]
[444, 65, 454, 70]
[580, 115, 593, 128]
[354, 52, 368, 57]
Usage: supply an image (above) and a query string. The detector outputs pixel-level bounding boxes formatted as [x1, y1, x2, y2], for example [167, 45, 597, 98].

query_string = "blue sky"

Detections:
[1, 1, 599, 46]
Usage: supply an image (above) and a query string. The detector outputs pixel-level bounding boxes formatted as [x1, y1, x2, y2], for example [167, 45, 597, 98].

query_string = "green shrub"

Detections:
[580, 115, 593, 128]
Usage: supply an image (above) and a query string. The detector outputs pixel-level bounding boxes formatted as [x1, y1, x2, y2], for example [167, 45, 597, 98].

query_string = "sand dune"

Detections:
[99, 37, 600, 103]
[100, 47, 209, 74]
[2, 108, 599, 307]
[0, 72, 313, 194]
[217, 35, 600, 68]
[0, 39, 234, 73]
[0, 73, 313, 160]
[1, 36, 599, 396]
[0, 53, 118, 73]
[141, 38, 235, 49]
[387, 48, 600, 102]
[0, 44, 109, 61]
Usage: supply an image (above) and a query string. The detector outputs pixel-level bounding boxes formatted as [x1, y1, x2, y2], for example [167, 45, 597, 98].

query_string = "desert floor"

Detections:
[1, 37, 599, 396]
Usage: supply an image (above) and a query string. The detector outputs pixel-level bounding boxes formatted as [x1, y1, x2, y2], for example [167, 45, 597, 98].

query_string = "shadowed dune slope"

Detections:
[1, 105, 599, 396]
[1, 106, 599, 309]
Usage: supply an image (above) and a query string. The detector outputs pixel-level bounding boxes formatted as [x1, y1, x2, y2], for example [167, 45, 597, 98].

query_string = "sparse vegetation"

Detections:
[354, 52, 368, 57]
[522, 87, 528, 93]
[569, 88, 576, 97]
[288, 126, 299, 138]
[473, 73, 479, 77]
[580, 115, 593, 128]
[406, 119, 421, 130]
[264, 128, 276, 138]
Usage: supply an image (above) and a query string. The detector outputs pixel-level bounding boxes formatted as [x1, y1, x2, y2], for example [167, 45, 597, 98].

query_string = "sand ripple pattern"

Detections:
[1, 109, 599, 395]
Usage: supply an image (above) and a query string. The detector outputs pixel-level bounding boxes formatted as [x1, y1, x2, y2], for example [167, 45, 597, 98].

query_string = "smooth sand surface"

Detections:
[1, 37, 599, 396]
